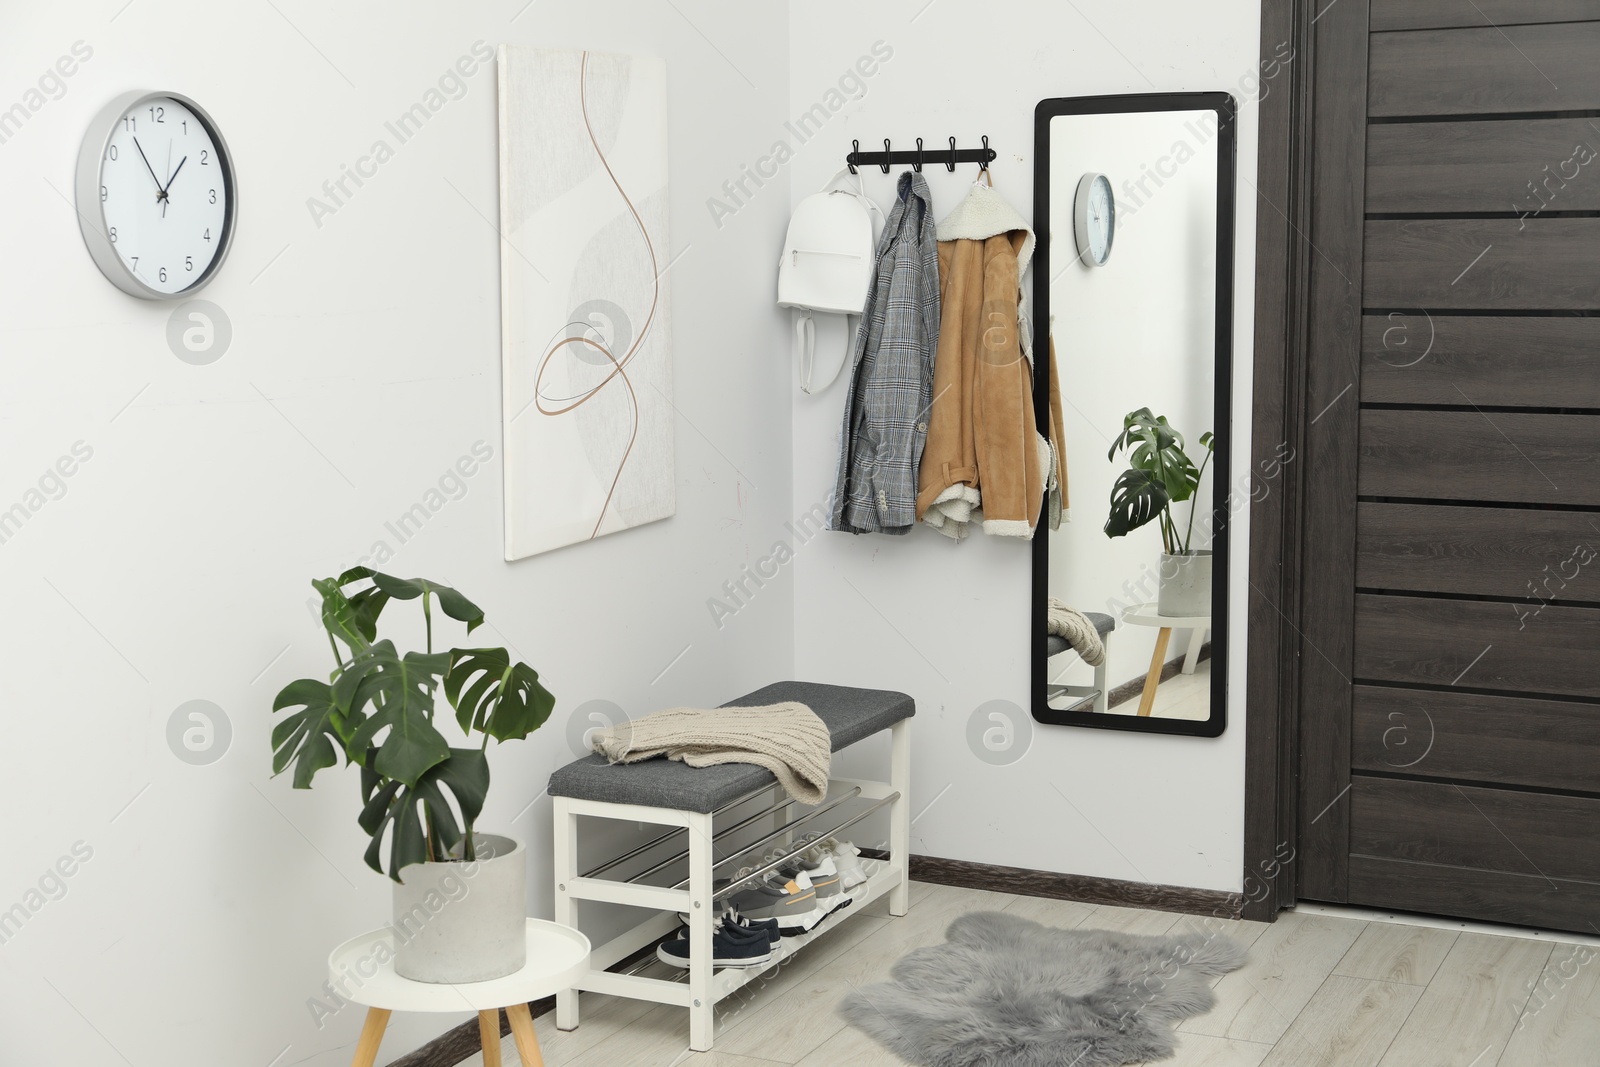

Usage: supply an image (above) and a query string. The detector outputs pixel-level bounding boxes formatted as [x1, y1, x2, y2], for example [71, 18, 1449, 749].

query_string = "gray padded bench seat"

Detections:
[547, 680, 914, 813]
[1046, 611, 1114, 659]
[550, 681, 915, 812]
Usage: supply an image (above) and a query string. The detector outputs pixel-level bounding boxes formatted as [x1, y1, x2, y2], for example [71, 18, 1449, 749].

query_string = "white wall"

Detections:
[790, 0, 1261, 893]
[0, 2, 792, 1064]
[1047, 108, 1220, 697]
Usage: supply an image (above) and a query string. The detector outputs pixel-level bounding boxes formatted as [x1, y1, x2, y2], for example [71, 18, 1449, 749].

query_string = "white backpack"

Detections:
[778, 169, 885, 394]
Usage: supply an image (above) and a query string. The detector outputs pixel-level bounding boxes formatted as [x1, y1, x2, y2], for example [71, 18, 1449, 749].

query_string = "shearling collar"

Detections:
[936, 183, 1034, 277]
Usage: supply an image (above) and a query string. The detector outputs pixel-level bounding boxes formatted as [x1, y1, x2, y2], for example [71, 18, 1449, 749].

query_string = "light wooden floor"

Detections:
[1106, 660, 1211, 721]
[459, 880, 1600, 1067]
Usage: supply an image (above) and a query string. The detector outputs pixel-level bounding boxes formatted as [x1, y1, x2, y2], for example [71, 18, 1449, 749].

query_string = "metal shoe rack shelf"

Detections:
[550, 718, 911, 1053]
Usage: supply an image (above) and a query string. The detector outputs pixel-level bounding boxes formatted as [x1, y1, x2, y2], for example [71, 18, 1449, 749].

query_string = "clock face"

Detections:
[1073, 172, 1115, 267]
[86, 93, 234, 297]
[1086, 175, 1114, 264]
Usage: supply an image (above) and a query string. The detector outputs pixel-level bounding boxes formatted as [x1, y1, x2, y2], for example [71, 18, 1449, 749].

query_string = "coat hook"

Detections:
[881, 138, 892, 174]
[947, 136, 957, 172]
[914, 137, 924, 173]
[849, 138, 860, 175]
[980, 134, 991, 174]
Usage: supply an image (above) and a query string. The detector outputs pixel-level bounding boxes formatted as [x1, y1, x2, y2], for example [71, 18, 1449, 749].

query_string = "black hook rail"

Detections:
[847, 134, 994, 175]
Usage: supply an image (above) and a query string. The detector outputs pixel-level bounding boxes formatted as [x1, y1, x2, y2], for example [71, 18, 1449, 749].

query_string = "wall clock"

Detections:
[1073, 172, 1114, 267]
[74, 90, 236, 299]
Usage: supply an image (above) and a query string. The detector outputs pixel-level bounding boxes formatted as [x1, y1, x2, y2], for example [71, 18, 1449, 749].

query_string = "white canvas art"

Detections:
[497, 45, 675, 559]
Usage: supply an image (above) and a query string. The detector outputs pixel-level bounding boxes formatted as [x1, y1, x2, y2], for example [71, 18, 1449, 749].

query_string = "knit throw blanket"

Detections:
[590, 702, 832, 805]
[1048, 597, 1107, 667]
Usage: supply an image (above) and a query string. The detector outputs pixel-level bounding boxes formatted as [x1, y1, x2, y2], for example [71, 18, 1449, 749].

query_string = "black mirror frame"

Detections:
[1031, 91, 1238, 738]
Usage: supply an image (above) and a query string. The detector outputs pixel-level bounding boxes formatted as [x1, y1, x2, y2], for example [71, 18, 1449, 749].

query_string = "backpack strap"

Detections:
[796, 309, 853, 395]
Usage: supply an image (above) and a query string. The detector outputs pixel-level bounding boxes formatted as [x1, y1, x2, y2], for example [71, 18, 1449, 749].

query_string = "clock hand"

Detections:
[161, 156, 188, 219]
[132, 137, 167, 200]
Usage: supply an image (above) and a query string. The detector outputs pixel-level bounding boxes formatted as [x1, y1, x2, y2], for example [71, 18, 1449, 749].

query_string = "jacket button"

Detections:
[917, 421, 928, 432]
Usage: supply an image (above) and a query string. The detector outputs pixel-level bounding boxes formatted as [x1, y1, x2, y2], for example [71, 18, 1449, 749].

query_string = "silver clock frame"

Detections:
[1072, 172, 1114, 267]
[74, 89, 238, 300]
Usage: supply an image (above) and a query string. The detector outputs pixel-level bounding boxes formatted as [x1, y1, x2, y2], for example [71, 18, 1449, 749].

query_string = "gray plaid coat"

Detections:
[829, 172, 940, 534]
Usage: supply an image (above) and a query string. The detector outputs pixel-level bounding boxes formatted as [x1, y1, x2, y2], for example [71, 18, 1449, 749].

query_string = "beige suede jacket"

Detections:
[917, 184, 1062, 538]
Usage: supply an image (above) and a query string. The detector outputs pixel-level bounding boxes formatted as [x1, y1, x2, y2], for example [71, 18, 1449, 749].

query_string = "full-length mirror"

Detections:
[1031, 93, 1235, 737]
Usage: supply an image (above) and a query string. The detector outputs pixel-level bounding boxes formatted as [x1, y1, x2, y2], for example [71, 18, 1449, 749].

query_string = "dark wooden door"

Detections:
[1298, 0, 1600, 933]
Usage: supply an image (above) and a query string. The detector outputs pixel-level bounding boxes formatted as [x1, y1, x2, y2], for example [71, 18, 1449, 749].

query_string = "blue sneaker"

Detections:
[725, 908, 781, 947]
[657, 918, 773, 968]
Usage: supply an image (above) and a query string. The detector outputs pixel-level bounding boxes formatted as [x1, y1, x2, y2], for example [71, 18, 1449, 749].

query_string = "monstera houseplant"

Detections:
[1104, 408, 1215, 617]
[271, 568, 555, 983]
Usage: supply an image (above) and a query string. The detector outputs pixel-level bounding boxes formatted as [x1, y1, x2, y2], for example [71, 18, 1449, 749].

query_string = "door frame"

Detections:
[1243, 0, 1321, 923]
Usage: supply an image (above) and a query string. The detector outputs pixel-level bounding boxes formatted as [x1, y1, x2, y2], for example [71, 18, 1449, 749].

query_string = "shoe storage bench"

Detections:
[547, 681, 913, 1052]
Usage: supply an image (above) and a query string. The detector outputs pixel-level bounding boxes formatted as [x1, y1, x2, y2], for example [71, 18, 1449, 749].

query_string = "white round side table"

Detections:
[1119, 603, 1211, 716]
[327, 918, 590, 1067]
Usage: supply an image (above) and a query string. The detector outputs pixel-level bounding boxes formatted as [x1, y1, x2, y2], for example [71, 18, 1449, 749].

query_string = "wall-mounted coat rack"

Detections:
[847, 135, 995, 174]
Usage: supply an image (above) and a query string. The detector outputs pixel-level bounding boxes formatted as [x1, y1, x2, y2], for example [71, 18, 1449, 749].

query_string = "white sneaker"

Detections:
[812, 838, 870, 890]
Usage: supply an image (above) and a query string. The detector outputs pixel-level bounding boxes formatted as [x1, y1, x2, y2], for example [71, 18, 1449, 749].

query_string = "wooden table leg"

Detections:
[479, 1009, 504, 1067]
[506, 1002, 544, 1067]
[350, 1007, 391, 1067]
[1137, 627, 1172, 717]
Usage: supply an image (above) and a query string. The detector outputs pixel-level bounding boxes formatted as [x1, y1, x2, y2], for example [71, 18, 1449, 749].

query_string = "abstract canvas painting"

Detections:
[497, 45, 675, 560]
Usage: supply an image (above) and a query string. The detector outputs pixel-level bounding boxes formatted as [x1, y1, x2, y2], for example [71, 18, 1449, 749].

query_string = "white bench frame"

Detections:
[550, 717, 911, 1052]
[1047, 627, 1115, 714]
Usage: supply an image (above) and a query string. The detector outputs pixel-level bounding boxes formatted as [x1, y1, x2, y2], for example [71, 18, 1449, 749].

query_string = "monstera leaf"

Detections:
[1104, 467, 1172, 540]
[271, 678, 351, 788]
[312, 576, 371, 656]
[1107, 408, 1199, 503]
[446, 647, 557, 742]
[370, 574, 484, 633]
[338, 640, 453, 787]
[358, 747, 491, 880]
[328, 566, 390, 644]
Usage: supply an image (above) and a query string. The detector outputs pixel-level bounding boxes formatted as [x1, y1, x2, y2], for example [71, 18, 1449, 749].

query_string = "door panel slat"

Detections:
[1370, 23, 1600, 116]
[1361, 314, 1600, 407]
[1364, 218, 1600, 310]
[1355, 593, 1600, 698]
[1353, 776, 1600, 881]
[1353, 684, 1600, 792]
[1349, 855, 1600, 931]
[1372, 0, 1600, 32]
[1366, 119, 1600, 214]
[1356, 502, 1600, 599]
[1360, 409, 1600, 506]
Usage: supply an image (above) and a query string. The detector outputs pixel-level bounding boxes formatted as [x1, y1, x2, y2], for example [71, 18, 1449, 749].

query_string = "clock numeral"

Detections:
[158, 267, 168, 283]
[202, 228, 211, 242]
[131, 257, 138, 270]
[200, 150, 209, 166]
[106, 144, 118, 161]
[148, 105, 164, 123]
[108, 226, 116, 243]
[121, 115, 135, 131]
[181, 120, 187, 134]
[208, 189, 217, 204]
[100, 185, 107, 202]
[185, 256, 193, 272]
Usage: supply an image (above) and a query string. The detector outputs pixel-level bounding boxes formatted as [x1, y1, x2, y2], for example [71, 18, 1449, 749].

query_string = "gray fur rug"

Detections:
[838, 911, 1247, 1066]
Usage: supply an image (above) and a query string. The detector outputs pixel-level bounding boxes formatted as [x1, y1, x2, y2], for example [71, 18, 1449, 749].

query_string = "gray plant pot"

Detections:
[391, 832, 526, 984]
[1158, 551, 1213, 617]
